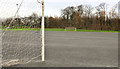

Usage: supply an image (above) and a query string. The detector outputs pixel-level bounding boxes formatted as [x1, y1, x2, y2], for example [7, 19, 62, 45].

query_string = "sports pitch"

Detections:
[2, 31, 118, 67]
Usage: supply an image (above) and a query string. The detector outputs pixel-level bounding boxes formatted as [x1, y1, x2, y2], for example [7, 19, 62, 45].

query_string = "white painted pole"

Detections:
[41, 0, 45, 62]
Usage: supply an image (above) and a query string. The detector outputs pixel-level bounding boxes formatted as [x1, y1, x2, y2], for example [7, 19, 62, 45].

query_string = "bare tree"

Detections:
[84, 4, 94, 18]
[111, 4, 118, 18]
[77, 5, 84, 16]
[95, 2, 108, 17]
[119, 1, 120, 18]
[61, 6, 75, 20]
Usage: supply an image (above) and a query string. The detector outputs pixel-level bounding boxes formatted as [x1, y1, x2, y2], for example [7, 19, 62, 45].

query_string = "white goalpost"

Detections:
[37, 0, 45, 62]
[41, 0, 45, 62]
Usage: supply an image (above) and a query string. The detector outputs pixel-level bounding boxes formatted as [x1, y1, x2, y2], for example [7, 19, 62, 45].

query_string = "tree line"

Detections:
[1, 2, 120, 31]
[48, 2, 119, 31]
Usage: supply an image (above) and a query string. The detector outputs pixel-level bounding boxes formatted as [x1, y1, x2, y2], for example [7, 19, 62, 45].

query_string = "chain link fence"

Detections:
[1, 0, 43, 67]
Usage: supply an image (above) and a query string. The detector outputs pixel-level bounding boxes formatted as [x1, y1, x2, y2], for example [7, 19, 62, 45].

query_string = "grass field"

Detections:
[2, 28, 119, 33]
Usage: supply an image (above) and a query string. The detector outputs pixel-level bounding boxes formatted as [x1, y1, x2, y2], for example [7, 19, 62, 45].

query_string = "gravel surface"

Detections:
[2, 31, 118, 67]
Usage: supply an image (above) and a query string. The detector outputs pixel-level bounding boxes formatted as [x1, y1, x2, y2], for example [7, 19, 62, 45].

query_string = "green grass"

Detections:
[45, 28, 65, 31]
[1, 28, 119, 33]
[6, 28, 41, 31]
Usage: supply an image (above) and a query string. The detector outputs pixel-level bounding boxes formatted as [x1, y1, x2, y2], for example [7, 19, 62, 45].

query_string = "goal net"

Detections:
[1, 0, 44, 67]
[0, 24, 2, 68]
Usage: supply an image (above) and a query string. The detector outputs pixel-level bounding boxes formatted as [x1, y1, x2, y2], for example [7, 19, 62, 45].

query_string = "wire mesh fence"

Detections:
[0, 24, 2, 68]
[1, 0, 43, 67]
[2, 30, 42, 66]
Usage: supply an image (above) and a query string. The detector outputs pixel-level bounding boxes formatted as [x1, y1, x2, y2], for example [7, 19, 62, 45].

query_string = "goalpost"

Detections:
[2, 0, 45, 66]
[41, 0, 45, 62]
[37, 0, 45, 62]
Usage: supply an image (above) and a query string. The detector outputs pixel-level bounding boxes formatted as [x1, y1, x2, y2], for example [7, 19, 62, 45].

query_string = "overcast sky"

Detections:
[0, 0, 119, 18]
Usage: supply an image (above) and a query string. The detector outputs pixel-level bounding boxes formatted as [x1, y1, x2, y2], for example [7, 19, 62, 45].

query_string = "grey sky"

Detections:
[0, 0, 119, 18]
